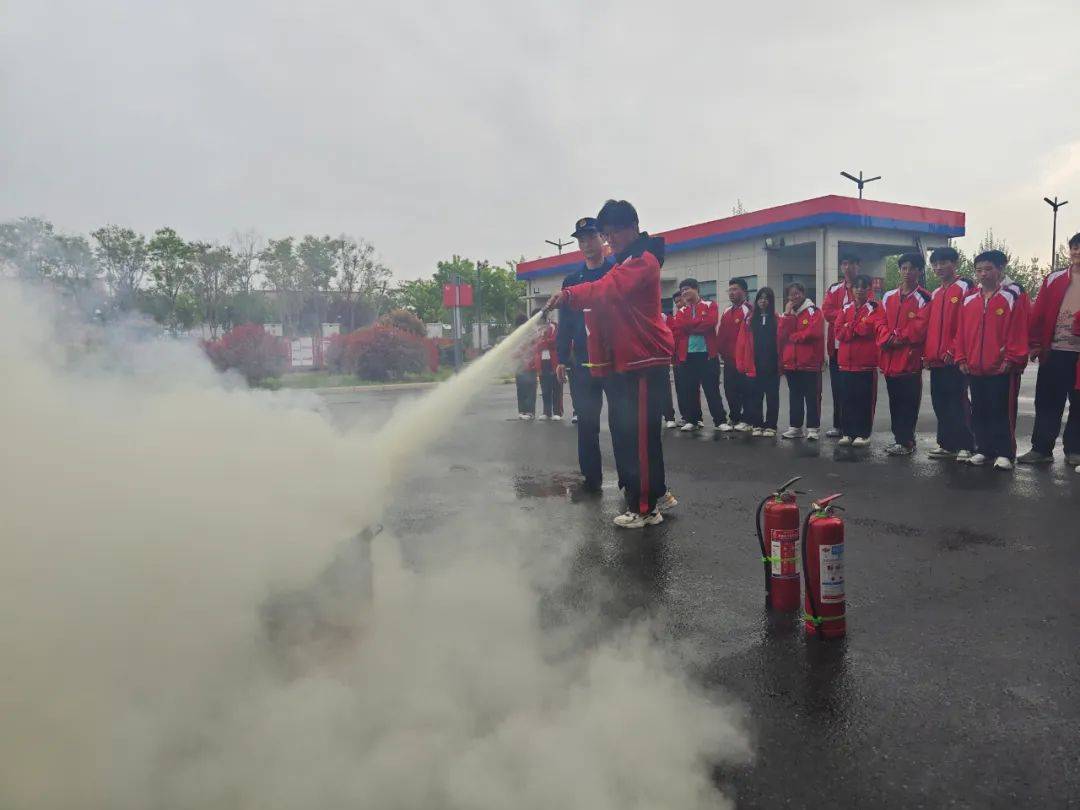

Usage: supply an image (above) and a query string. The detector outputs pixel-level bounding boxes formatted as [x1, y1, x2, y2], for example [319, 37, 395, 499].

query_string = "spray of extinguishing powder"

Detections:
[0, 288, 749, 810]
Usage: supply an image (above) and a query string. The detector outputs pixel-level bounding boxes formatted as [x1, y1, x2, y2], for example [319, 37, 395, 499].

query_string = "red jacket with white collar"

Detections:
[779, 300, 825, 372]
[562, 233, 674, 373]
[952, 285, 1029, 376]
[876, 286, 931, 377]
[1028, 267, 1076, 358]
[672, 298, 721, 362]
[533, 322, 559, 369]
[823, 280, 875, 359]
[835, 300, 882, 372]
[924, 277, 976, 366]
[718, 301, 752, 364]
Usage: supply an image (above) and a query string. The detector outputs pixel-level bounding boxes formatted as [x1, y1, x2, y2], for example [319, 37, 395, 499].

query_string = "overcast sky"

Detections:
[3, 0, 1077, 279]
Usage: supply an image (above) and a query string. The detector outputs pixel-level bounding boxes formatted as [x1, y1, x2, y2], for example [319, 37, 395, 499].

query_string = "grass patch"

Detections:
[268, 369, 453, 390]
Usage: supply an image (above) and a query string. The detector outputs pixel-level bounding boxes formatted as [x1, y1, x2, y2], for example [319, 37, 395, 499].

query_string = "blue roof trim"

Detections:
[518, 212, 965, 280]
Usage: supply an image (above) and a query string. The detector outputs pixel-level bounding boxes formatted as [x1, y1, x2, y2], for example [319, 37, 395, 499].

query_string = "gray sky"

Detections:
[3, 0, 1077, 279]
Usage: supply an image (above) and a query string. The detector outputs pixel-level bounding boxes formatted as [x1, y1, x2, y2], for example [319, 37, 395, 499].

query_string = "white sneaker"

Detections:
[665, 420, 677, 429]
[571, 414, 578, 424]
[993, 457, 1014, 471]
[762, 428, 777, 438]
[782, 427, 805, 439]
[928, 446, 956, 459]
[537, 414, 549, 421]
[837, 436, 852, 446]
[1075, 465, 1080, 473]
[613, 509, 664, 529]
[751, 427, 764, 437]
[825, 428, 842, 438]
[552, 414, 562, 421]
[968, 453, 989, 466]
[717, 422, 734, 432]
[851, 436, 870, 448]
[518, 413, 529, 420]
[657, 491, 678, 512]
[806, 428, 820, 441]
[956, 450, 972, 462]
[734, 422, 752, 432]
[679, 422, 697, 432]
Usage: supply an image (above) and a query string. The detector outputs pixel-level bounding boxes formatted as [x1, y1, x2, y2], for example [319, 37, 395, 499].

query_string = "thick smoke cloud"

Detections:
[0, 287, 749, 809]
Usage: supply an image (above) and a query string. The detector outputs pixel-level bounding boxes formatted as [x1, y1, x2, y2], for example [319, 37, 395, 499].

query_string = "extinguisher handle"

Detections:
[812, 493, 844, 510]
[775, 475, 803, 494]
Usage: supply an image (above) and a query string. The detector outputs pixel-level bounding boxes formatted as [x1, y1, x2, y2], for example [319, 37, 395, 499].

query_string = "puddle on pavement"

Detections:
[513, 471, 586, 498]
[849, 516, 924, 538]
[939, 527, 1008, 551]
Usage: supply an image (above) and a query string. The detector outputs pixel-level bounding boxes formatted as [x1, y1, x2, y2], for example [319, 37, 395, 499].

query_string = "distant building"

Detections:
[516, 195, 964, 310]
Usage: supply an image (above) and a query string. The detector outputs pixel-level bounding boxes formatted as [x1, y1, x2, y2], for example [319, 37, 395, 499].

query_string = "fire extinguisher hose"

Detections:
[800, 509, 825, 639]
[755, 495, 772, 595]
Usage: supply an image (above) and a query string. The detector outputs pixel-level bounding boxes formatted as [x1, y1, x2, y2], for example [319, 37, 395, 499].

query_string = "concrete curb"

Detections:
[313, 382, 441, 394]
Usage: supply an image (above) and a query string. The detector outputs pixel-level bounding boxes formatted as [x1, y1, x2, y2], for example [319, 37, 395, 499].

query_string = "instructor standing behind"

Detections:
[556, 217, 615, 492]
[546, 200, 676, 528]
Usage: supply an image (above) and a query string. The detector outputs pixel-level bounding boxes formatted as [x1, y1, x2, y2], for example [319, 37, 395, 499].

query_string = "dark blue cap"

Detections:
[571, 217, 600, 238]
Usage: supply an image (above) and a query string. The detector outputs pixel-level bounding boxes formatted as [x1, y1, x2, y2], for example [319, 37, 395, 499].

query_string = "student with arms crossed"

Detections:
[779, 282, 825, 440]
[834, 274, 881, 447]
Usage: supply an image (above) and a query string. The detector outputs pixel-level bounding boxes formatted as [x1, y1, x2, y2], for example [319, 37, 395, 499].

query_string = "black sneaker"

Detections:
[1016, 450, 1053, 465]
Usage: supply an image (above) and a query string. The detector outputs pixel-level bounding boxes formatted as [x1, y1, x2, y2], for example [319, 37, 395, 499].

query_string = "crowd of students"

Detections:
[517, 201, 1080, 529]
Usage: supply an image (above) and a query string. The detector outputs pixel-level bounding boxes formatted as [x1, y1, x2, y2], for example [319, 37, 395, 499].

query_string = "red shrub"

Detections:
[203, 323, 285, 384]
[327, 325, 427, 380]
[378, 308, 426, 337]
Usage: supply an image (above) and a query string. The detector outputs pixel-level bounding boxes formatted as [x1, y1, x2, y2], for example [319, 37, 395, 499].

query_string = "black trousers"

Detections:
[515, 372, 537, 415]
[568, 365, 620, 488]
[672, 363, 697, 421]
[680, 353, 727, 426]
[611, 368, 667, 515]
[746, 373, 780, 430]
[885, 372, 922, 448]
[968, 372, 1019, 460]
[1031, 350, 1080, 455]
[723, 362, 749, 424]
[840, 369, 876, 439]
[829, 356, 845, 430]
[929, 365, 974, 452]
[659, 366, 675, 420]
[785, 370, 821, 429]
[538, 360, 563, 417]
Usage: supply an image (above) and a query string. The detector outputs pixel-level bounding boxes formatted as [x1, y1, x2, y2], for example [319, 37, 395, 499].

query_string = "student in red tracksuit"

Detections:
[779, 282, 825, 440]
[513, 313, 539, 419]
[1017, 232, 1080, 466]
[545, 199, 676, 528]
[736, 286, 783, 436]
[719, 277, 753, 430]
[535, 321, 563, 420]
[923, 246, 976, 460]
[835, 275, 881, 446]
[877, 253, 931, 456]
[822, 253, 867, 437]
[952, 250, 1030, 470]
[673, 278, 728, 432]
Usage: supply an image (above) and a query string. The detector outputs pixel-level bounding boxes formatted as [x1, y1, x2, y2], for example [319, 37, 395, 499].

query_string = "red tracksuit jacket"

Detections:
[924, 277, 976, 367]
[823, 281, 875, 359]
[876, 286, 931, 377]
[779, 300, 825, 372]
[952, 285, 1029, 376]
[534, 322, 559, 369]
[835, 300, 882, 372]
[1028, 268, 1075, 358]
[718, 301, 752, 364]
[562, 233, 674, 374]
[672, 299, 721, 362]
[735, 315, 783, 378]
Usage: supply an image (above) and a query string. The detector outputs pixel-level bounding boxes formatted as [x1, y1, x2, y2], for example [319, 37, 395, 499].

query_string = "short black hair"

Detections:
[852, 274, 873, 289]
[515, 313, 528, 326]
[728, 277, 748, 291]
[974, 250, 1008, 270]
[929, 246, 959, 263]
[596, 199, 639, 232]
[897, 252, 926, 271]
[785, 282, 806, 296]
[679, 278, 699, 290]
[1069, 232, 1080, 249]
[839, 253, 861, 265]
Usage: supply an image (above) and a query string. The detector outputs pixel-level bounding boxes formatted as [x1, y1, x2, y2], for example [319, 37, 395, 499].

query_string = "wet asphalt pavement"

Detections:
[322, 370, 1079, 809]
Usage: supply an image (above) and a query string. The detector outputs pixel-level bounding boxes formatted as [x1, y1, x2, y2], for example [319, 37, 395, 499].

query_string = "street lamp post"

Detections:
[545, 238, 573, 254]
[840, 170, 882, 199]
[1044, 196, 1069, 272]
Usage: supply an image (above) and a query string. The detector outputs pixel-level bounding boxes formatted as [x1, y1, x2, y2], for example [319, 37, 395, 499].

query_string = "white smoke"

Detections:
[0, 287, 749, 809]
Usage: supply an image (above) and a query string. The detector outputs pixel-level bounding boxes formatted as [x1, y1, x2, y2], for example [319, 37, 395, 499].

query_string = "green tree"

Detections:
[191, 242, 237, 337]
[147, 227, 195, 328]
[393, 278, 444, 323]
[91, 225, 148, 311]
[0, 217, 56, 279]
[229, 229, 264, 293]
[335, 235, 392, 330]
[49, 234, 100, 307]
[260, 237, 300, 334]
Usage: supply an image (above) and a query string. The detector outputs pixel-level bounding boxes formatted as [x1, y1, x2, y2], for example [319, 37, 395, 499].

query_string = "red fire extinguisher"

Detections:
[801, 493, 846, 639]
[754, 476, 803, 611]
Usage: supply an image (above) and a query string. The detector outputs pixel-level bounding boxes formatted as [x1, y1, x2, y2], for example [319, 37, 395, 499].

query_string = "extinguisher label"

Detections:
[770, 529, 800, 578]
[819, 543, 844, 603]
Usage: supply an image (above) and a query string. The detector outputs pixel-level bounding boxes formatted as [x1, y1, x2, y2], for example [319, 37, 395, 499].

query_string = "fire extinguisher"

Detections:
[801, 494, 846, 639]
[754, 476, 803, 611]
